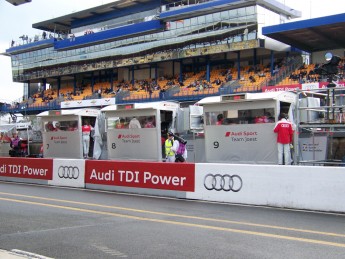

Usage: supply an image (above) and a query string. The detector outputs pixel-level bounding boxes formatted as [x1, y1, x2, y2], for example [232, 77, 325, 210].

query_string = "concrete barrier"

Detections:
[189, 163, 345, 213]
[1, 157, 344, 213]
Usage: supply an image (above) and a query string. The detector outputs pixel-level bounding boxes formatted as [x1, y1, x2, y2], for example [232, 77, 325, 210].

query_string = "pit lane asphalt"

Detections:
[0, 181, 345, 259]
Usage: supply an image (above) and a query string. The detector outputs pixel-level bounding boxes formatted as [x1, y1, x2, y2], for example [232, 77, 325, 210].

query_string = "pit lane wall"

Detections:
[0, 158, 344, 213]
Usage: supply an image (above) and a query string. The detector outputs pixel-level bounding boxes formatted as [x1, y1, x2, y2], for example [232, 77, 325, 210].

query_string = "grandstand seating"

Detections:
[20, 57, 345, 111]
[276, 64, 318, 86]
[23, 64, 273, 108]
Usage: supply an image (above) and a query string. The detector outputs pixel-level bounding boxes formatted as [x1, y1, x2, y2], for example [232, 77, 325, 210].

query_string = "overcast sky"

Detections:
[0, 0, 345, 102]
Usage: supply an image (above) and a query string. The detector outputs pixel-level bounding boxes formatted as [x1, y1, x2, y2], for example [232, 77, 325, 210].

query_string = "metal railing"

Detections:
[267, 56, 303, 86]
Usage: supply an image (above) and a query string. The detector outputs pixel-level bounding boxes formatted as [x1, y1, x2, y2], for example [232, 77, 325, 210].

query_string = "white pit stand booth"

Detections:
[37, 108, 99, 159]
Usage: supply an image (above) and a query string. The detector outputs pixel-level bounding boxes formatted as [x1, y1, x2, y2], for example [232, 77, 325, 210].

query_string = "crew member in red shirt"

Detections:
[273, 113, 294, 165]
[216, 114, 224, 125]
[82, 120, 93, 159]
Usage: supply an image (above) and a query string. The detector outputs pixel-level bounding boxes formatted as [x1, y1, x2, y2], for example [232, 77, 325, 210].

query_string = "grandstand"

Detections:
[2, 0, 344, 115]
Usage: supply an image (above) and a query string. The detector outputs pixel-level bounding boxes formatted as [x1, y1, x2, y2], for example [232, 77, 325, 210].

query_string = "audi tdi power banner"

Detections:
[85, 160, 195, 192]
[0, 157, 53, 180]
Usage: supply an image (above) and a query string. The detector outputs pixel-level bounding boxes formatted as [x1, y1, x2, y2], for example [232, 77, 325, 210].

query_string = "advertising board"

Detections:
[85, 160, 195, 192]
[0, 157, 52, 180]
[50, 159, 85, 188]
[205, 124, 277, 164]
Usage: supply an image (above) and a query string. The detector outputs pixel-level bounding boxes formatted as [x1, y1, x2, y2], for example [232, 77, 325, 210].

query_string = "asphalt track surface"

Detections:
[0, 181, 345, 259]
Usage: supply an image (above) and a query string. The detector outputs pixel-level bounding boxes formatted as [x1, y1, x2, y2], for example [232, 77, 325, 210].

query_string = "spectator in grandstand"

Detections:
[249, 75, 256, 83]
[248, 66, 255, 73]
[258, 71, 266, 77]
[194, 85, 200, 92]
[273, 113, 294, 165]
[116, 87, 122, 93]
[213, 78, 222, 85]
[82, 120, 93, 159]
[129, 117, 141, 129]
[165, 132, 178, 162]
[226, 73, 233, 82]
[273, 65, 280, 75]
[69, 33, 75, 41]
[159, 88, 166, 99]
[148, 88, 153, 99]
[289, 73, 296, 80]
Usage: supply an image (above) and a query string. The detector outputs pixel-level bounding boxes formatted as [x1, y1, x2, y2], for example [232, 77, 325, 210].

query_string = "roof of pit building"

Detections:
[262, 13, 345, 52]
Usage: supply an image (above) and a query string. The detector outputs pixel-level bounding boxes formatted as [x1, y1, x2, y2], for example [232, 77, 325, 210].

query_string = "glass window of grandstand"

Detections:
[44, 120, 78, 132]
[107, 116, 156, 129]
[205, 108, 275, 125]
[18, 5, 258, 74]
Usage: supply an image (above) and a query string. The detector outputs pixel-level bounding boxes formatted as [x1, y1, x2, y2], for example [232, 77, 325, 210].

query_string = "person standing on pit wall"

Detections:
[273, 113, 294, 165]
[82, 120, 93, 159]
[165, 132, 178, 162]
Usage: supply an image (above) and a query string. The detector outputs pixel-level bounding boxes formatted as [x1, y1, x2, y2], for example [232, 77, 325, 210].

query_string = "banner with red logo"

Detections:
[262, 81, 345, 93]
[107, 128, 161, 161]
[0, 157, 53, 180]
[205, 124, 277, 164]
[262, 84, 300, 92]
[85, 160, 195, 192]
[43, 131, 82, 159]
[319, 80, 345, 88]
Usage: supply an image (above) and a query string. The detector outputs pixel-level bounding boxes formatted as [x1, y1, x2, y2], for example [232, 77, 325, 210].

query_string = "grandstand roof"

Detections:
[33, 0, 176, 32]
[33, 0, 300, 33]
[262, 13, 345, 52]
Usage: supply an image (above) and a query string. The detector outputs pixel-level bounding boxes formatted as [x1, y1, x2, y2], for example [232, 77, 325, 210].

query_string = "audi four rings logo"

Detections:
[204, 174, 243, 192]
[58, 166, 80, 179]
